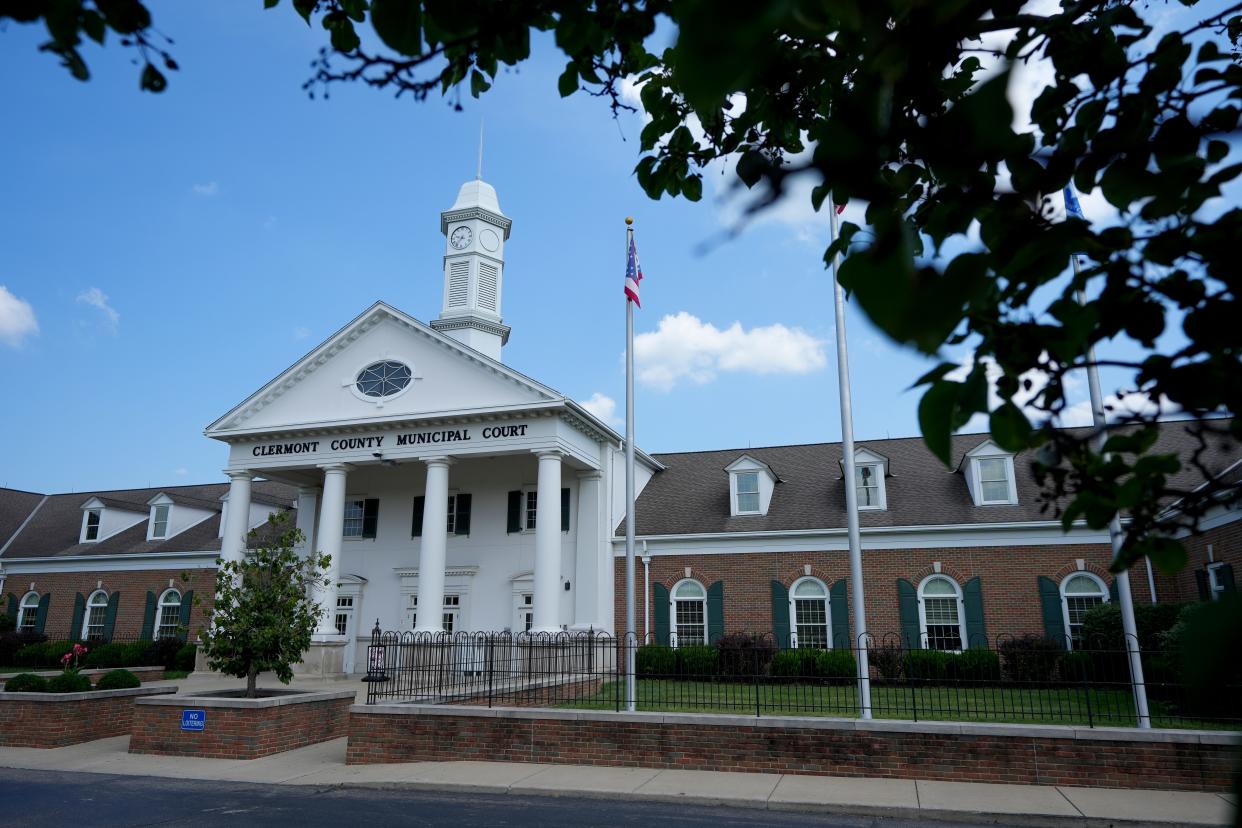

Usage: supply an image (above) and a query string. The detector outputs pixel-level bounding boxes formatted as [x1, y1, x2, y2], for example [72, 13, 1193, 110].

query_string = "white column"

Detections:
[414, 457, 453, 633]
[294, 487, 320, 559]
[219, 471, 253, 567]
[532, 450, 563, 633]
[572, 470, 602, 629]
[312, 463, 348, 638]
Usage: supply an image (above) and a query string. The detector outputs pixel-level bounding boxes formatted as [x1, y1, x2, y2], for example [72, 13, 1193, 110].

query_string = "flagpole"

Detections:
[624, 216, 638, 712]
[828, 194, 872, 719]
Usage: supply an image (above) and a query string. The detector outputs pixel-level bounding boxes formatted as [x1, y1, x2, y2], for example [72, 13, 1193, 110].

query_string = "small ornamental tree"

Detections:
[199, 512, 330, 698]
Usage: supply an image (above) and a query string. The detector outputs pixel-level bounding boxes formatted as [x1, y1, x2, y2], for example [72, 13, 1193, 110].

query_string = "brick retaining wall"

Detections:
[346, 706, 1240, 792]
[129, 690, 354, 759]
[0, 686, 176, 748]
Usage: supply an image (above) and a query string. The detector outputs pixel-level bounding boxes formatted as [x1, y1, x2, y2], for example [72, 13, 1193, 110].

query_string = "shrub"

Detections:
[148, 637, 185, 670]
[635, 644, 675, 677]
[999, 636, 1063, 683]
[1080, 601, 1188, 652]
[676, 645, 719, 678]
[815, 649, 857, 684]
[906, 649, 954, 681]
[4, 673, 49, 692]
[956, 649, 1001, 682]
[13, 640, 79, 668]
[46, 672, 92, 693]
[769, 650, 806, 679]
[715, 633, 776, 679]
[868, 642, 904, 681]
[0, 630, 46, 667]
[82, 642, 145, 669]
[0, 615, 14, 633]
[94, 669, 141, 690]
[174, 643, 197, 673]
[1058, 651, 1095, 682]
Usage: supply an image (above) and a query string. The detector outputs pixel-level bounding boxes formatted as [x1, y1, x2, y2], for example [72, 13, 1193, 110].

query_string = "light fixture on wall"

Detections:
[372, 452, 398, 467]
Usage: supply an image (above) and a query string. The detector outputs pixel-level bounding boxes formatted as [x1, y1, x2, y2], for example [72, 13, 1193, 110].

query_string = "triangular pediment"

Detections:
[206, 302, 562, 437]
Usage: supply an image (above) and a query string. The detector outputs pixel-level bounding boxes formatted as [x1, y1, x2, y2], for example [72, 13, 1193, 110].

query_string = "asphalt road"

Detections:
[0, 767, 1029, 827]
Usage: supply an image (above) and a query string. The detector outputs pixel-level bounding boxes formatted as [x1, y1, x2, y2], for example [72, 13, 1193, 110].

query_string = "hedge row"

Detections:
[4, 668, 140, 694]
[3, 639, 195, 672]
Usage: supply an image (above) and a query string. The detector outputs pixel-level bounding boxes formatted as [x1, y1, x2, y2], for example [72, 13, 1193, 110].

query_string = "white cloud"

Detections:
[192, 181, 219, 197]
[1058, 391, 1180, 428]
[0, 286, 38, 348]
[634, 311, 827, 391]
[579, 392, 621, 426]
[293, 326, 311, 340]
[174, 467, 189, 477]
[76, 287, 119, 332]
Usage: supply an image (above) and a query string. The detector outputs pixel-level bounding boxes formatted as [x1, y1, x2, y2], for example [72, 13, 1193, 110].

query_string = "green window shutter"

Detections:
[830, 578, 851, 649]
[560, 488, 571, 532]
[104, 591, 121, 641]
[410, 496, 425, 537]
[454, 493, 471, 536]
[34, 593, 50, 634]
[506, 491, 522, 533]
[1194, 569, 1210, 601]
[70, 592, 86, 640]
[897, 578, 920, 649]
[361, 498, 380, 539]
[963, 576, 986, 649]
[141, 591, 157, 640]
[706, 581, 724, 644]
[1108, 578, 1119, 603]
[5, 594, 16, 620]
[653, 583, 670, 645]
[1220, 564, 1236, 593]
[770, 580, 790, 648]
[178, 590, 194, 641]
[1038, 575, 1067, 649]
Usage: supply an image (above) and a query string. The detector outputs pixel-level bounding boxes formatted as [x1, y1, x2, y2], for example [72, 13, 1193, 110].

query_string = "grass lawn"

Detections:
[555, 679, 1237, 729]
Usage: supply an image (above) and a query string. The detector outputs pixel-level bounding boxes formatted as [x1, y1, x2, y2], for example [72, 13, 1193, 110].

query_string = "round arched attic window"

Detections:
[355, 360, 412, 398]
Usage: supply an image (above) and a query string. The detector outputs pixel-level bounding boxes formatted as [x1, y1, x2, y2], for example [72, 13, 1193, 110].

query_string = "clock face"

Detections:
[450, 226, 473, 250]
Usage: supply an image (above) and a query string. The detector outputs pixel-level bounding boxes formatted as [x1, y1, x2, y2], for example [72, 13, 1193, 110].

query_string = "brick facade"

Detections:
[615, 543, 1143, 642]
[128, 691, 353, 760]
[346, 706, 1239, 792]
[2, 567, 215, 641]
[1154, 519, 1242, 604]
[0, 687, 176, 748]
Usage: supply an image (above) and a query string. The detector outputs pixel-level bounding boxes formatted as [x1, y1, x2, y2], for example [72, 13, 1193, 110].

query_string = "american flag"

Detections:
[1063, 185, 1085, 220]
[624, 236, 643, 307]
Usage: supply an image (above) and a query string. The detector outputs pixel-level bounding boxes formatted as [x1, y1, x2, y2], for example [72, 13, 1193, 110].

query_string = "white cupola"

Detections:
[430, 176, 513, 362]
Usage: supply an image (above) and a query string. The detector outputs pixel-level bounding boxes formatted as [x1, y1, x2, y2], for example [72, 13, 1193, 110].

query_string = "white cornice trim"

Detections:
[0, 550, 220, 574]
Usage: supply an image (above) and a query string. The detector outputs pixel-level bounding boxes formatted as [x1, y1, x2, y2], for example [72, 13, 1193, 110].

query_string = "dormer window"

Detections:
[977, 458, 1012, 504]
[735, 473, 760, 514]
[962, 440, 1018, 506]
[150, 504, 171, 539]
[83, 509, 101, 542]
[855, 464, 884, 510]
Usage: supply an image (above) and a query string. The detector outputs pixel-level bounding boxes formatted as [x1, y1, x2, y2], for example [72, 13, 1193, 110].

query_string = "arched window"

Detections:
[17, 592, 39, 632]
[82, 590, 109, 640]
[670, 579, 707, 647]
[918, 576, 965, 651]
[157, 589, 182, 640]
[1061, 573, 1108, 650]
[789, 577, 830, 649]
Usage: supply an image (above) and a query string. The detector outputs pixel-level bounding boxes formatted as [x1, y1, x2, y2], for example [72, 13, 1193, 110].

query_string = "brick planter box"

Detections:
[129, 689, 355, 759]
[0, 685, 178, 748]
[347, 705, 1242, 793]
[0, 666, 165, 688]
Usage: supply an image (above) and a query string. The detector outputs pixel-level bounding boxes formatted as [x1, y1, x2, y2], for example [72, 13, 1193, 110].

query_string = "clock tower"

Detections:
[431, 177, 513, 362]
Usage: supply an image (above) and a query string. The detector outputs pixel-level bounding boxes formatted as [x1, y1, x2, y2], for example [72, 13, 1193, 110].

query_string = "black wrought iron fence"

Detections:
[362, 625, 1242, 729]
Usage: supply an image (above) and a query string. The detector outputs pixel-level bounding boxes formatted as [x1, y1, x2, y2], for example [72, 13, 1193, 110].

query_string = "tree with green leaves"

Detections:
[5, 0, 1240, 575]
[198, 513, 330, 698]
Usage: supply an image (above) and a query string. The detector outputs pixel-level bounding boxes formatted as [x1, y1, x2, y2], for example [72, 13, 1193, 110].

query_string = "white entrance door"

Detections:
[335, 596, 356, 673]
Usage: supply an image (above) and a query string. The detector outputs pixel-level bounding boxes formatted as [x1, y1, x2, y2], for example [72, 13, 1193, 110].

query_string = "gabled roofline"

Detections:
[0, 495, 47, 558]
[723, 453, 779, 481]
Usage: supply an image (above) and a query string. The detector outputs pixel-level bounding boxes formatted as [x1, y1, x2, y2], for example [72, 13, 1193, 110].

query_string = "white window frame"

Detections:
[788, 576, 832, 649]
[17, 591, 39, 631]
[669, 578, 708, 648]
[82, 509, 101, 543]
[733, 472, 761, 515]
[522, 486, 538, 532]
[149, 503, 171, 540]
[917, 575, 967, 653]
[446, 492, 458, 535]
[409, 592, 461, 633]
[82, 589, 109, 640]
[343, 498, 366, 539]
[971, 454, 1018, 505]
[1060, 572, 1108, 650]
[156, 588, 182, 639]
[855, 463, 886, 511]
[1207, 562, 1227, 601]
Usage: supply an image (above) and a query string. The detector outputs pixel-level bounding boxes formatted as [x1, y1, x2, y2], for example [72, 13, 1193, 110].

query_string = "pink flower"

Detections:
[61, 653, 71, 665]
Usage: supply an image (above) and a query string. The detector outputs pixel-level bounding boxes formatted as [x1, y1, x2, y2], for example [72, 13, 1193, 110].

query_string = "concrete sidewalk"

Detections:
[0, 735, 1232, 827]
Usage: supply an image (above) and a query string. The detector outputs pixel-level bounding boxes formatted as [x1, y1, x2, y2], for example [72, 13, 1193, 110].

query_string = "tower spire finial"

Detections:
[476, 118, 484, 180]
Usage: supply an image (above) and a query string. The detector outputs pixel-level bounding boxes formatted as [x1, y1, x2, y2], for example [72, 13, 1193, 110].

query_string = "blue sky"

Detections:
[0, 3, 1226, 493]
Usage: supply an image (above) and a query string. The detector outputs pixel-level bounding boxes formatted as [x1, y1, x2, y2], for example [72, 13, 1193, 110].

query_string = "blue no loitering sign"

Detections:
[181, 709, 206, 732]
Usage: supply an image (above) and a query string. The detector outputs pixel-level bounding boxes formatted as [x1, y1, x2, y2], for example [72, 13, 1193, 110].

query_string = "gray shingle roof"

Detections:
[624, 419, 1239, 537]
[0, 481, 298, 559]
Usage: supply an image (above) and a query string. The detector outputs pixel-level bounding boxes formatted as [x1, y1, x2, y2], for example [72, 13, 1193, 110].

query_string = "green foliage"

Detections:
[868, 643, 904, 681]
[906, 650, 955, 682]
[94, 669, 141, 690]
[769, 649, 809, 679]
[675, 645, 718, 678]
[46, 672, 92, 693]
[82, 642, 150, 669]
[3, 673, 49, 693]
[198, 513, 329, 698]
[0, 631, 46, 666]
[13, 640, 79, 668]
[814, 648, 858, 684]
[999, 636, 1064, 684]
[635, 644, 675, 676]
[147, 637, 185, 671]
[1159, 597, 1242, 720]
[0, 615, 14, 633]
[956, 649, 1001, 682]
[174, 644, 197, 673]
[714, 633, 776, 678]
[1080, 601, 1188, 651]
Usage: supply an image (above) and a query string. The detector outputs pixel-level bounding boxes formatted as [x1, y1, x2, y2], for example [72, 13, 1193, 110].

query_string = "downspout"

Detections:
[642, 541, 650, 642]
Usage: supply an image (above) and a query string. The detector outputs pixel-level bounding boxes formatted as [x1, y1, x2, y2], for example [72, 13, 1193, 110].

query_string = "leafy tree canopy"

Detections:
[6, 0, 1241, 572]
